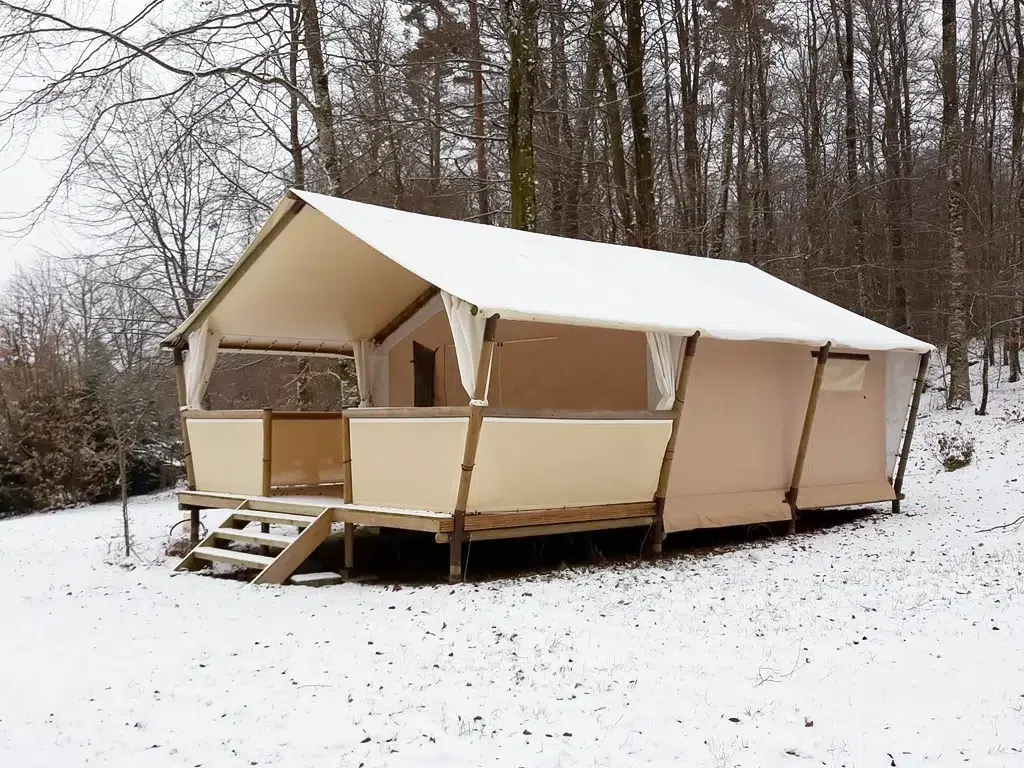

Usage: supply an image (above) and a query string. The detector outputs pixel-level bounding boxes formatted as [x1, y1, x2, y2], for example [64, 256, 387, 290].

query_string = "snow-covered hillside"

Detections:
[1, 372, 1022, 767]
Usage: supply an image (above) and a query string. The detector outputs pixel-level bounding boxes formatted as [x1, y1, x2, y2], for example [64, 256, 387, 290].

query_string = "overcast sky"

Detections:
[0, 119, 64, 280]
[0, 0, 130, 283]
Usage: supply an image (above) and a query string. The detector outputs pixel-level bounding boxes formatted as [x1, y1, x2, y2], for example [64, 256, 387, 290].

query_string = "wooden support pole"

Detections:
[260, 409, 273, 555]
[341, 412, 355, 575]
[651, 332, 700, 554]
[786, 342, 831, 533]
[173, 348, 195, 489]
[449, 314, 499, 584]
[173, 347, 200, 545]
[892, 351, 931, 514]
[261, 409, 273, 497]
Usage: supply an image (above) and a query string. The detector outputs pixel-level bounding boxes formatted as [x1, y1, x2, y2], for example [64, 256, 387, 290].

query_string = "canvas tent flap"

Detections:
[884, 350, 921, 478]
[353, 340, 377, 407]
[646, 332, 683, 409]
[441, 291, 491, 400]
[184, 322, 220, 409]
[163, 190, 932, 357]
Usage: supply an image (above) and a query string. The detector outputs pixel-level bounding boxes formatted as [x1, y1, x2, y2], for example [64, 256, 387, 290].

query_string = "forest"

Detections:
[0, 0, 1021, 513]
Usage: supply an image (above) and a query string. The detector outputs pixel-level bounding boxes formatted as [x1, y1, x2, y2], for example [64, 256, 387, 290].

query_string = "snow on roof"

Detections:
[292, 191, 931, 353]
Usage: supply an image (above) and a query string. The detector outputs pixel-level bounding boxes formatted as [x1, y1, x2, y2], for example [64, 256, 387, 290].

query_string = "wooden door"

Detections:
[413, 341, 436, 406]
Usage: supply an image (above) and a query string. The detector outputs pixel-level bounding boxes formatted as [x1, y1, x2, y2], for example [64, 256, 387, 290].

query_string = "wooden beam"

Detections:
[180, 409, 267, 420]
[651, 333, 700, 554]
[811, 350, 869, 361]
[786, 342, 832, 532]
[345, 406, 471, 419]
[892, 351, 931, 513]
[459, 502, 654, 532]
[341, 411, 356, 574]
[449, 314, 499, 583]
[261, 409, 273, 497]
[173, 347, 200, 544]
[270, 411, 346, 421]
[437, 516, 655, 542]
[216, 341, 351, 358]
[173, 348, 196, 490]
[483, 407, 672, 421]
[372, 286, 440, 345]
[161, 196, 306, 350]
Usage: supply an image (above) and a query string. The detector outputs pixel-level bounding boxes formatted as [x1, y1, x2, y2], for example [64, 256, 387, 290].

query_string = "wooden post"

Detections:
[261, 409, 273, 497]
[173, 347, 201, 545]
[786, 342, 832, 533]
[173, 347, 195, 489]
[449, 314, 499, 583]
[256, 409, 272, 554]
[651, 332, 700, 554]
[341, 411, 355, 575]
[892, 351, 930, 514]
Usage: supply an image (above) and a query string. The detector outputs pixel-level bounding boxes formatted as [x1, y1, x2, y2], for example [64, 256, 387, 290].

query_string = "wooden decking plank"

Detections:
[464, 515, 655, 541]
[458, 502, 656, 532]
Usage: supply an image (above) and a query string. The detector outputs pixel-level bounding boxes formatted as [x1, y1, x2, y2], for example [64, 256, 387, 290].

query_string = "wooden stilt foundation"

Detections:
[341, 411, 355, 577]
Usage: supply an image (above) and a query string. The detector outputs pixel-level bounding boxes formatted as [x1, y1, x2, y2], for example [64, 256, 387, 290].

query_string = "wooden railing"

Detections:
[182, 410, 345, 496]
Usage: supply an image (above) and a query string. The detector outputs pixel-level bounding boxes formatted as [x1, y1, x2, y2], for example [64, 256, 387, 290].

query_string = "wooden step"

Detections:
[212, 529, 295, 548]
[232, 510, 316, 527]
[190, 547, 275, 569]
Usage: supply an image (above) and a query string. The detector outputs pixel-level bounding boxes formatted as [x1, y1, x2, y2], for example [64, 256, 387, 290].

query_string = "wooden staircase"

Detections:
[176, 503, 333, 585]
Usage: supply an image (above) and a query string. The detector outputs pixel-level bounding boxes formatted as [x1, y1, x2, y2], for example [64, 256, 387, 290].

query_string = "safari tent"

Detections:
[162, 190, 933, 585]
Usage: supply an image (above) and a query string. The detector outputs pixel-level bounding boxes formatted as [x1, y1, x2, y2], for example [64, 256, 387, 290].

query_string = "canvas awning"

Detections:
[162, 189, 931, 358]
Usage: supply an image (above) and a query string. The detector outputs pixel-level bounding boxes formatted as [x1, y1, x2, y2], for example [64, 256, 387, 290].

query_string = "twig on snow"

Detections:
[977, 516, 1024, 534]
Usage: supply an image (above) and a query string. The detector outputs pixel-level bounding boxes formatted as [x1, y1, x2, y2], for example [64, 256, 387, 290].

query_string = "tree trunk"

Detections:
[672, 0, 703, 251]
[713, 37, 743, 258]
[288, 0, 306, 190]
[942, 0, 971, 407]
[833, 0, 868, 314]
[118, 439, 130, 557]
[468, 0, 491, 223]
[1009, 0, 1024, 382]
[507, 0, 539, 231]
[592, 0, 634, 238]
[621, 0, 657, 249]
[298, 0, 343, 196]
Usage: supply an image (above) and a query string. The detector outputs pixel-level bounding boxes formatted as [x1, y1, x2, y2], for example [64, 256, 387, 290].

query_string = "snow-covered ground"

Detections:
[2, 371, 1023, 768]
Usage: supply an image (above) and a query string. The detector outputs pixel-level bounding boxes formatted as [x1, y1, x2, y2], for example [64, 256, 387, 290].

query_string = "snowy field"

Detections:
[2, 374, 1023, 767]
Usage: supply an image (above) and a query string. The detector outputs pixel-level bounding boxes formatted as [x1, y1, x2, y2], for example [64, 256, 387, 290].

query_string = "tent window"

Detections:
[823, 358, 868, 392]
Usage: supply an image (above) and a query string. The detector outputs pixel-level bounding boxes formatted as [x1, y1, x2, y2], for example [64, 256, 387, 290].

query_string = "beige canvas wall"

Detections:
[186, 418, 265, 496]
[348, 417, 467, 510]
[269, 417, 346, 488]
[468, 418, 672, 512]
[387, 310, 648, 410]
[663, 339, 894, 532]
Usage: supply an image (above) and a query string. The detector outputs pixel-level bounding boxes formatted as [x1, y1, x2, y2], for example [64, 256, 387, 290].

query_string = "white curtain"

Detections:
[184, 322, 221, 410]
[441, 291, 489, 402]
[646, 332, 683, 410]
[353, 340, 377, 407]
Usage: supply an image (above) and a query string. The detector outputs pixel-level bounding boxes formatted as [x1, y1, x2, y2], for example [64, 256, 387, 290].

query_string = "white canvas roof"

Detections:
[163, 190, 932, 354]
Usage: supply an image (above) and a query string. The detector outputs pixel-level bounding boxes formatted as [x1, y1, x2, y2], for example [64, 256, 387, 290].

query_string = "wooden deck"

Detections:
[178, 490, 655, 540]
